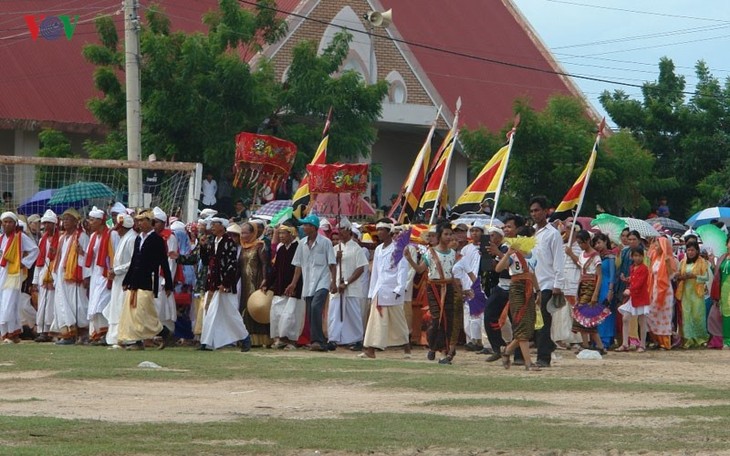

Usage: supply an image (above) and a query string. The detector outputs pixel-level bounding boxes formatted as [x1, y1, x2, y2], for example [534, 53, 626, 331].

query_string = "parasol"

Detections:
[696, 224, 728, 256]
[451, 213, 503, 228]
[590, 214, 625, 245]
[233, 133, 297, 201]
[252, 199, 292, 221]
[685, 207, 730, 228]
[622, 217, 661, 239]
[646, 217, 686, 234]
[47, 182, 114, 205]
[16, 189, 86, 216]
[306, 163, 373, 217]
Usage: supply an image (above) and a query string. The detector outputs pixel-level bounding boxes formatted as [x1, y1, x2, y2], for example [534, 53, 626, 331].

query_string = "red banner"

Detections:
[235, 133, 297, 178]
[306, 163, 369, 194]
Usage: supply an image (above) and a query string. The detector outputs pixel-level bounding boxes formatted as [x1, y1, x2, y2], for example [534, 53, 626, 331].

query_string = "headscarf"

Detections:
[648, 237, 676, 309]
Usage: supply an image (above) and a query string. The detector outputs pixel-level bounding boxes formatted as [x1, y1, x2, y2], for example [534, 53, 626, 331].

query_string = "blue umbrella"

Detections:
[16, 189, 86, 216]
[685, 207, 730, 227]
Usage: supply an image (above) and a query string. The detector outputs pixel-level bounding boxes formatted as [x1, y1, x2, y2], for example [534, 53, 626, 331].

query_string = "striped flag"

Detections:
[550, 117, 605, 222]
[419, 98, 461, 223]
[389, 107, 441, 223]
[450, 144, 510, 215]
[292, 108, 332, 218]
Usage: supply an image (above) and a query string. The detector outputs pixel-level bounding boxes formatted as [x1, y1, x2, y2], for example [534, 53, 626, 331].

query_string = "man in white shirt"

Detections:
[286, 214, 337, 352]
[328, 218, 369, 349]
[522, 196, 565, 367]
[360, 220, 410, 359]
[151, 207, 178, 333]
[201, 172, 217, 209]
[453, 224, 485, 352]
[32, 210, 59, 342]
[104, 214, 137, 347]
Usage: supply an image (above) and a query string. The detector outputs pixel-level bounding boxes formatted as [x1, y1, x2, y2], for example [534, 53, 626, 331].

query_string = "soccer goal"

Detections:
[0, 155, 202, 222]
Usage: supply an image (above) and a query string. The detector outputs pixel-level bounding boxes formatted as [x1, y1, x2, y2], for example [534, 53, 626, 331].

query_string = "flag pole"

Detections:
[429, 98, 461, 225]
[390, 105, 442, 222]
[566, 117, 605, 247]
[489, 114, 519, 227]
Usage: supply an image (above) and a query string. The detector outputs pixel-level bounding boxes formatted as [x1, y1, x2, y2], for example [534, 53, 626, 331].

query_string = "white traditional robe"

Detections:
[32, 233, 57, 333]
[86, 229, 120, 338]
[328, 239, 369, 345]
[364, 241, 410, 349]
[454, 243, 484, 342]
[104, 229, 137, 345]
[155, 232, 178, 331]
[0, 231, 39, 339]
[51, 231, 90, 333]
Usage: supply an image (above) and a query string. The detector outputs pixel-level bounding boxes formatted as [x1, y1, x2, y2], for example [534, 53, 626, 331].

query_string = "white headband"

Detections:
[375, 222, 394, 233]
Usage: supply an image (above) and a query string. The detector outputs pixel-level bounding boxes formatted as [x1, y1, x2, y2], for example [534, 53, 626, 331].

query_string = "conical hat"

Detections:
[247, 289, 273, 324]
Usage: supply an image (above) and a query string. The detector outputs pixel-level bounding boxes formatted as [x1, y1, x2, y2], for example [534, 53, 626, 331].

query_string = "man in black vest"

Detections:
[118, 209, 173, 350]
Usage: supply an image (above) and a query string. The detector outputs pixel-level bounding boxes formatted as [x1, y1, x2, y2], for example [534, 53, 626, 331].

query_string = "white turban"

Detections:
[88, 206, 105, 219]
[152, 206, 167, 223]
[338, 216, 352, 230]
[110, 202, 126, 215]
[1, 212, 18, 222]
[210, 217, 229, 228]
[199, 208, 217, 218]
[170, 220, 186, 232]
[486, 225, 504, 237]
[41, 209, 58, 224]
[117, 214, 134, 229]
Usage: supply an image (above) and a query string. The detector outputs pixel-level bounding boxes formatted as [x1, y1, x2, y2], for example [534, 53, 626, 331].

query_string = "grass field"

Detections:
[1, 343, 730, 455]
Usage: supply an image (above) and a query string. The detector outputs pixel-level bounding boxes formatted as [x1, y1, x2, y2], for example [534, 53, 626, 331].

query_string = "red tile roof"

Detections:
[0, 0, 301, 132]
[0, 0, 585, 133]
[378, 0, 586, 129]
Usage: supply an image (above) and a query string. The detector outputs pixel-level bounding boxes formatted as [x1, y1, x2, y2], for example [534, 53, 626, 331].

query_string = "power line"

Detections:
[545, 0, 730, 23]
[235, 0, 720, 98]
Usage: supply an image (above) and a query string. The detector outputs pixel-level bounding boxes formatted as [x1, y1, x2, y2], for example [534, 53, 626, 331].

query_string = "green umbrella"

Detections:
[48, 181, 115, 205]
[696, 224, 728, 256]
[271, 207, 293, 226]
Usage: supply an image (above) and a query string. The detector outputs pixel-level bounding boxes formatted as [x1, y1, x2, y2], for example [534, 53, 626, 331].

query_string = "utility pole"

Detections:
[124, 0, 143, 208]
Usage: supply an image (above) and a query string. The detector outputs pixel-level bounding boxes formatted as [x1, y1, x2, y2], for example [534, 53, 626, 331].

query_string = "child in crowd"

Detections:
[616, 247, 650, 352]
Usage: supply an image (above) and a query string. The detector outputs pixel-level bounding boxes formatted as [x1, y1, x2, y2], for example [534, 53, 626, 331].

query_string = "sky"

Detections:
[510, 0, 730, 127]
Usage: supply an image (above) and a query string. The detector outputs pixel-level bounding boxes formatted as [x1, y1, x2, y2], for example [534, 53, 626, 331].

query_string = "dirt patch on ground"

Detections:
[1, 346, 729, 425]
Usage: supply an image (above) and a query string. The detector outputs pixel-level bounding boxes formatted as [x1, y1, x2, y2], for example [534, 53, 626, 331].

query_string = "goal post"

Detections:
[0, 155, 203, 222]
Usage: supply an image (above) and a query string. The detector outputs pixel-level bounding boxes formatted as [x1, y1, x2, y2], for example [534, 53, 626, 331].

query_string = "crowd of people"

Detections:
[0, 194, 727, 373]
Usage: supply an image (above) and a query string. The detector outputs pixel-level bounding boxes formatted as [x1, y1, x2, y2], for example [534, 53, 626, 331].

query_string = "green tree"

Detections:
[599, 58, 730, 217]
[78, 0, 386, 181]
[461, 96, 657, 217]
[37, 129, 75, 189]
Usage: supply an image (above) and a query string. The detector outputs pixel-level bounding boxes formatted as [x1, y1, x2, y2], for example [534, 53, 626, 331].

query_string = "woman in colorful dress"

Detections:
[239, 221, 271, 347]
[711, 236, 730, 348]
[594, 233, 617, 349]
[675, 241, 710, 348]
[495, 225, 541, 372]
[405, 221, 462, 364]
[564, 230, 610, 353]
[647, 236, 677, 350]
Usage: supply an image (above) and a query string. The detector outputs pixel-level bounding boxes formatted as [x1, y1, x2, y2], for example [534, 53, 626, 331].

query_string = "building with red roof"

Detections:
[0, 0, 593, 210]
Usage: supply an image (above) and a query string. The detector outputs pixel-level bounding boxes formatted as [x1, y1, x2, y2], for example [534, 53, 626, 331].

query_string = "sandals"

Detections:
[525, 364, 542, 372]
[637, 346, 646, 353]
[501, 353, 511, 370]
[614, 345, 629, 352]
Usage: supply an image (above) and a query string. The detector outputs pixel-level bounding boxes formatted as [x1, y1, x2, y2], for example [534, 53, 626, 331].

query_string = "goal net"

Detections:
[0, 155, 202, 222]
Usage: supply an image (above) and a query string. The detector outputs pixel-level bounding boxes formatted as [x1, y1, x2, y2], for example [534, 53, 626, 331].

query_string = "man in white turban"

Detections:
[32, 210, 59, 342]
[84, 206, 119, 345]
[51, 208, 90, 345]
[103, 214, 137, 347]
[151, 207, 178, 334]
[0, 212, 39, 343]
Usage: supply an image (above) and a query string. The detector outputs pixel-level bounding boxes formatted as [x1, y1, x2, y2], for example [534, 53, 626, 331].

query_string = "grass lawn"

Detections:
[1, 344, 729, 455]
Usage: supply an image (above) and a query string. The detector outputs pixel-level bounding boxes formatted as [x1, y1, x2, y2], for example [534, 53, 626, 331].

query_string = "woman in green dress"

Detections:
[675, 241, 710, 348]
[712, 236, 730, 348]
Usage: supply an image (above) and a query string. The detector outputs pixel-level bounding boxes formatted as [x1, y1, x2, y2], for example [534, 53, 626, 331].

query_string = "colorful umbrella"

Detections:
[646, 217, 686, 234]
[590, 214, 625, 245]
[252, 199, 292, 220]
[686, 207, 730, 227]
[696, 224, 728, 256]
[48, 182, 114, 205]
